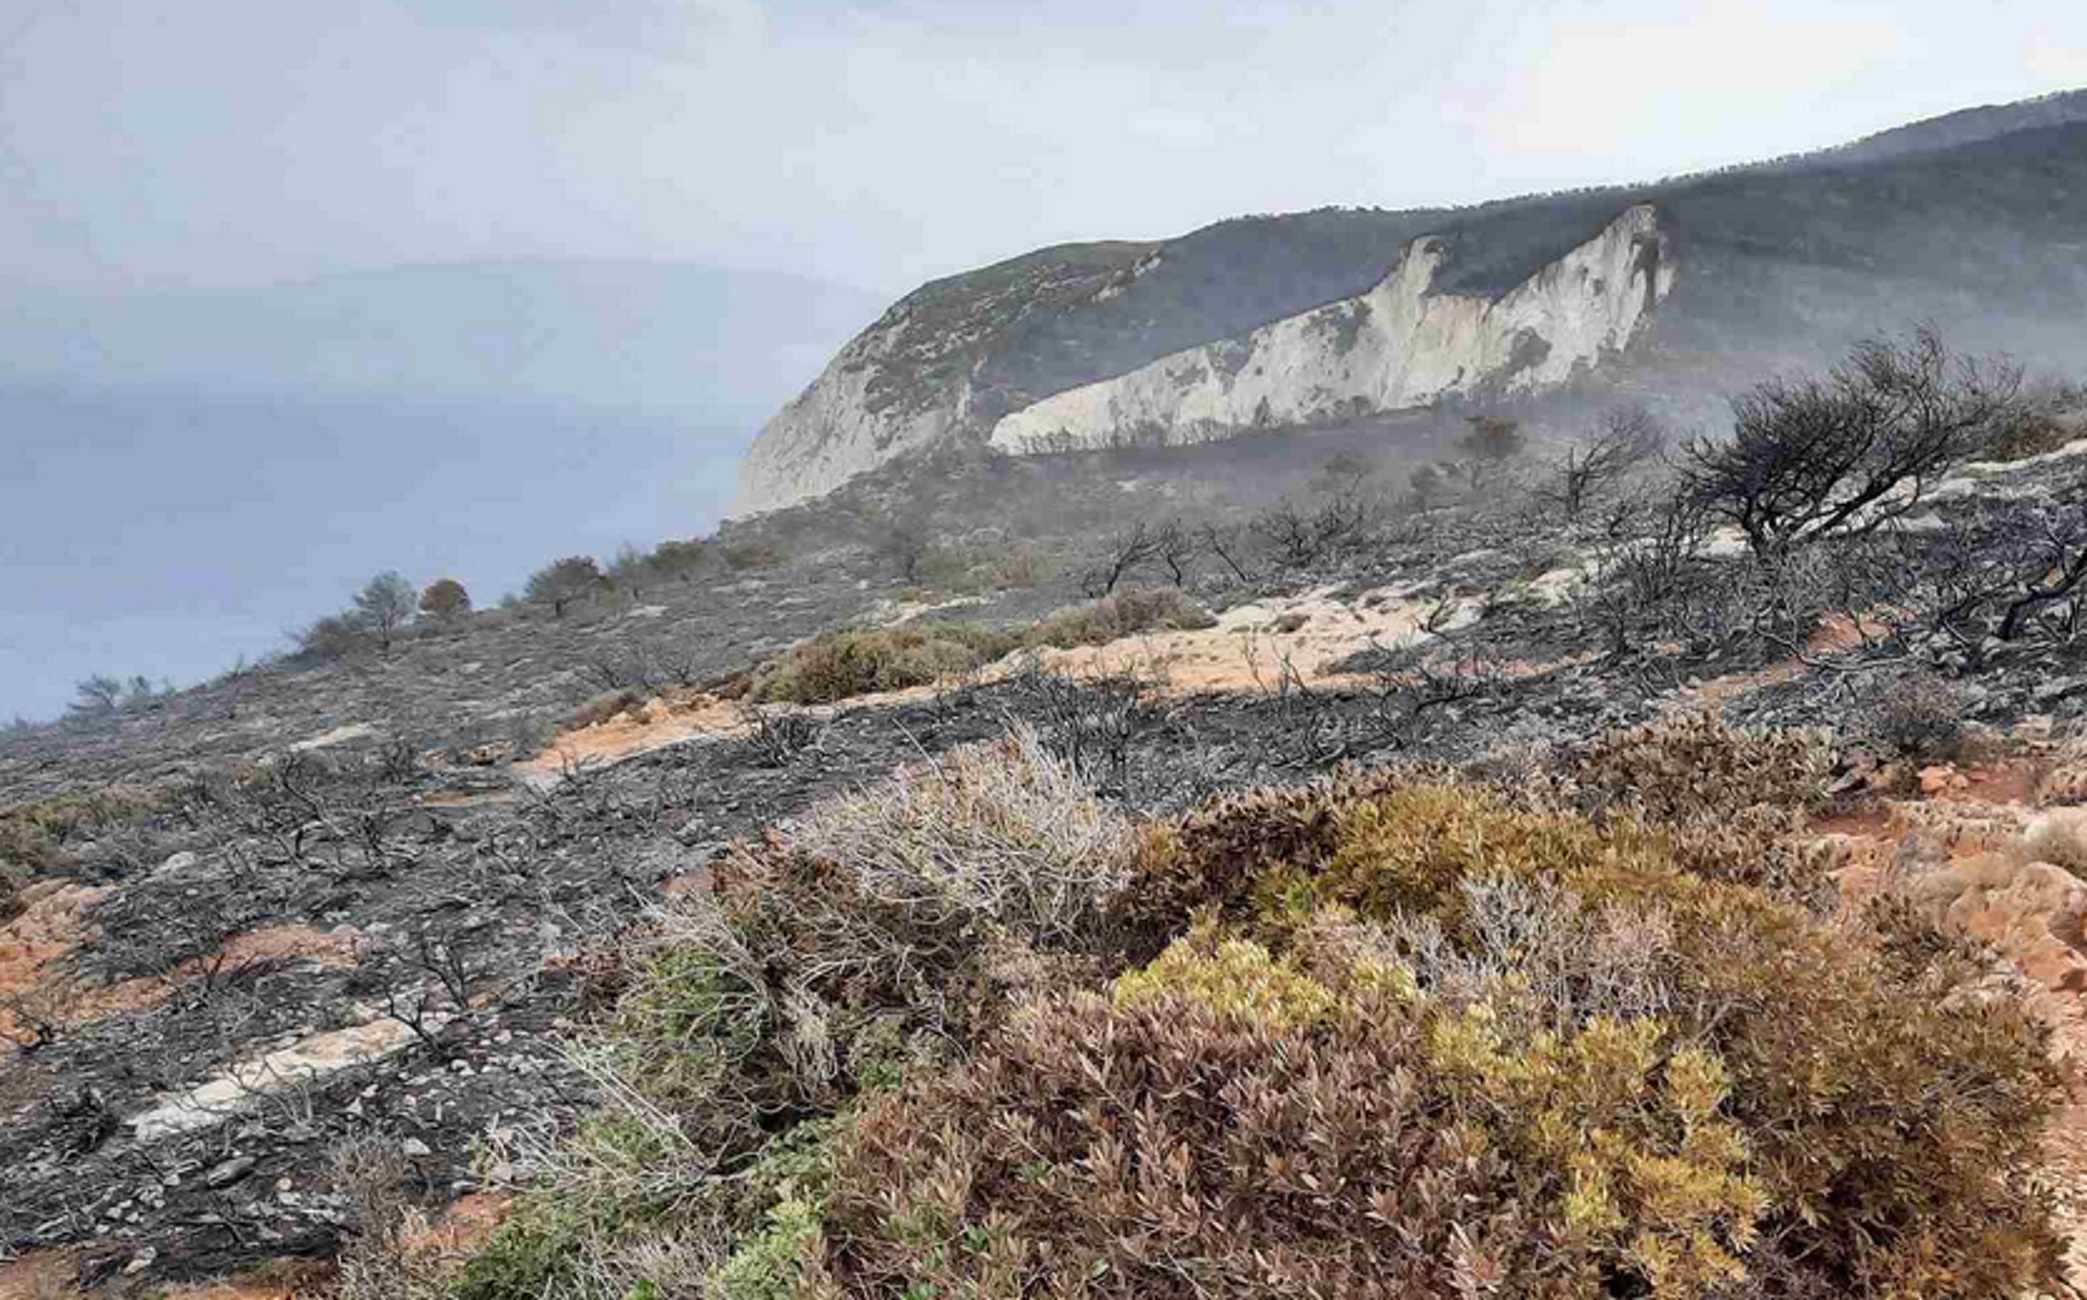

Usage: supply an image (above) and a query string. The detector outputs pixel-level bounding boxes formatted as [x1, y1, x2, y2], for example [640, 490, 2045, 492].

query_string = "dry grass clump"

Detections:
[790, 725, 1134, 947]
[562, 689, 642, 730]
[2037, 725, 2087, 807]
[330, 1135, 451, 1300]
[1565, 712, 1833, 821]
[2024, 807, 2087, 875]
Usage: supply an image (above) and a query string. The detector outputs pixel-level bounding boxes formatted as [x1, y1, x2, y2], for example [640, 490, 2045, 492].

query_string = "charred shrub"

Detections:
[1679, 327, 2020, 556]
[732, 701, 826, 768]
[1005, 659, 1165, 796]
[1855, 671, 1968, 764]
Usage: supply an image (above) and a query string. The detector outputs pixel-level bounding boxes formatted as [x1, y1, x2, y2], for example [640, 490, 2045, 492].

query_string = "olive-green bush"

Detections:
[747, 590, 1216, 705]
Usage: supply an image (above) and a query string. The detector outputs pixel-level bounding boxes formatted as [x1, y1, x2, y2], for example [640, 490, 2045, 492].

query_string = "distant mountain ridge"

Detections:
[1819, 88, 2087, 167]
[737, 89, 2087, 514]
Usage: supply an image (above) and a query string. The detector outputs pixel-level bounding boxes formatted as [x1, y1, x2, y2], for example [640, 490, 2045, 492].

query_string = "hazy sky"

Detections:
[6, 0, 2085, 297]
[3, 0, 2084, 722]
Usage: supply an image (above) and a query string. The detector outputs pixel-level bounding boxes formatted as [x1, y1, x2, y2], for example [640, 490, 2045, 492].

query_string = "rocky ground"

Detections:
[3, 435, 2085, 1296]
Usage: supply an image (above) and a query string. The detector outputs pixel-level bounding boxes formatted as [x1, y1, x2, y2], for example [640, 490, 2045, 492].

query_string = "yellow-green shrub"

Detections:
[747, 591, 1216, 705]
[747, 625, 1019, 704]
[825, 917, 1770, 1299]
[1093, 778, 2062, 1298]
[1113, 923, 1336, 1028]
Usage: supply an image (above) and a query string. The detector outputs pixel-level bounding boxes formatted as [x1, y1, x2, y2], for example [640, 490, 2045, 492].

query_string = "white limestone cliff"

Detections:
[990, 205, 1674, 453]
[736, 206, 1673, 514]
[735, 303, 978, 515]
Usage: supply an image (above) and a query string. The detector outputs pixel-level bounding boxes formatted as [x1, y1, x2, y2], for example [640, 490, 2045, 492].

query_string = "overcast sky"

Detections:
[3, 0, 2084, 722]
[6, 0, 2085, 298]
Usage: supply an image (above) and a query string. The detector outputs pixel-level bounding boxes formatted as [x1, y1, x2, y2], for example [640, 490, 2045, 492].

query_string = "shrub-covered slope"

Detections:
[452, 719, 2063, 1300]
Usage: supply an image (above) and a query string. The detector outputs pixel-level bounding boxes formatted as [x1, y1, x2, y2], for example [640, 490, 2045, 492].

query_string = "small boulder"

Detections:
[463, 739, 516, 767]
[204, 1156, 256, 1188]
[1917, 764, 1963, 796]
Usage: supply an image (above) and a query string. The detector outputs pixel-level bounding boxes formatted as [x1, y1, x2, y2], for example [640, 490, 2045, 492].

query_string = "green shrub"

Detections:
[0, 859, 27, 923]
[450, 1211, 581, 1300]
[1088, 780, 2061, 1299]
[0, 780, 190, 883]
[747, 625, 1019, 704]
[825, 921, 1765, 1298]
[721, 541, 786, 571]
[746, 591, 1216, 705]
[1029, 588, 1216, 649]
[1983, 404, 2083, 462]
[706, 1195, 825, 1300]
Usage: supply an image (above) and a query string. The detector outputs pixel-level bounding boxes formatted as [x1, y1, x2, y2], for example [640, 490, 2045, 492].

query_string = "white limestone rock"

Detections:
[991, 205, 1673, 454]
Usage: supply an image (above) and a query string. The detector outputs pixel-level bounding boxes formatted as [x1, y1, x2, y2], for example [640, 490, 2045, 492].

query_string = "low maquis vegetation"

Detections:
[744, 589, 1216, 705]
[453, 716, 2062, 1300]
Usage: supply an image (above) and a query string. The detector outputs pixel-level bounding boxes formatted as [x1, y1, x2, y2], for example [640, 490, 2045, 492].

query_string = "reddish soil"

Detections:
[517, 587, 1601, 781]
[0, 1250, 77, 1300]
[400, 1191, 512, 1261]
[4, 919, 362, 1044]
[0, 882, 107, 1045]
[155, 1260, 333, 1299]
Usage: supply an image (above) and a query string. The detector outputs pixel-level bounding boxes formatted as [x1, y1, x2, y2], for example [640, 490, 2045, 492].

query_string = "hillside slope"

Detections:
[739, 92, 2087, 512]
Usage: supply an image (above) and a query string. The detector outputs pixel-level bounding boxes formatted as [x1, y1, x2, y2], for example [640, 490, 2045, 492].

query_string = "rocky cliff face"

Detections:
[992, 205, 1673, 454]
[735, 310, 976, 516]
[735, 243, 1162, 514]
[737, 207, 1670, 511]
